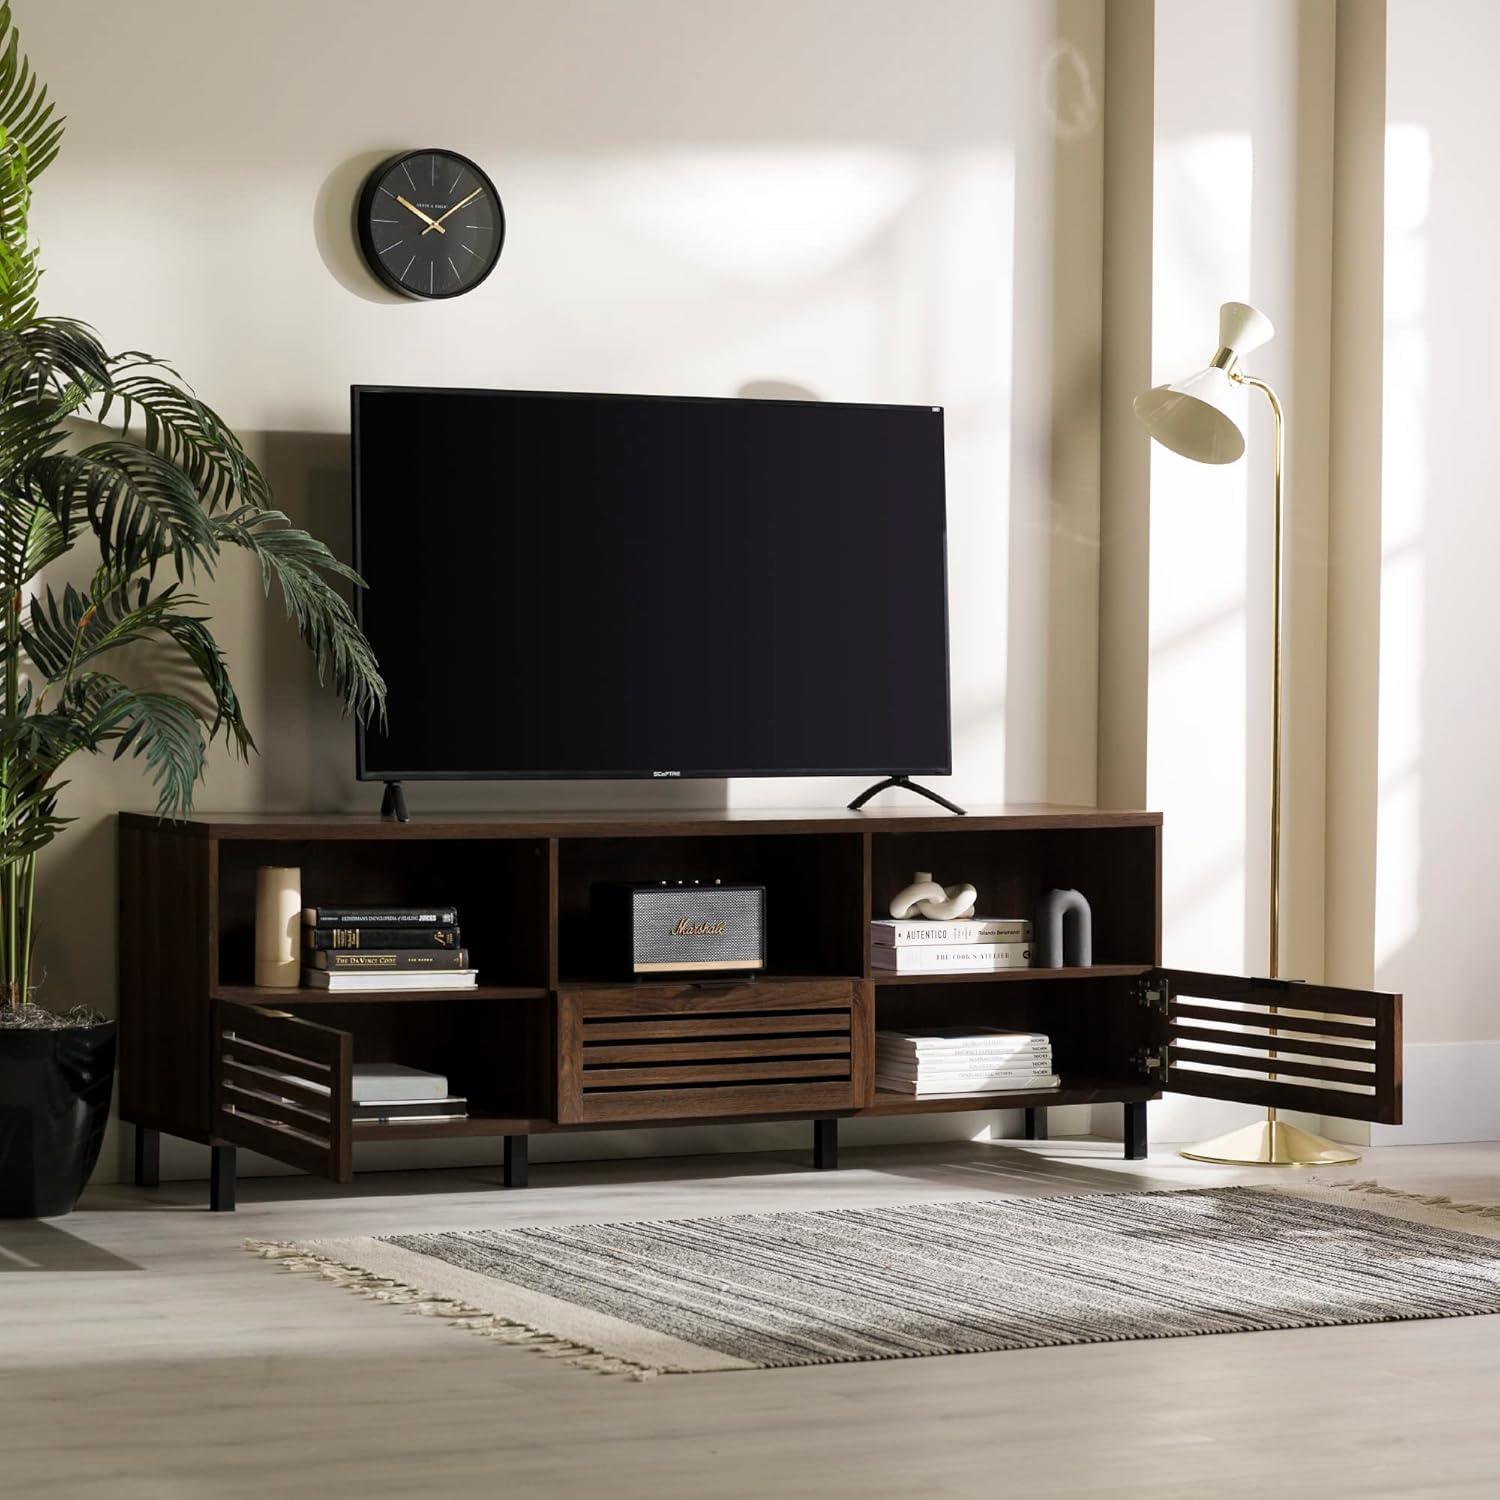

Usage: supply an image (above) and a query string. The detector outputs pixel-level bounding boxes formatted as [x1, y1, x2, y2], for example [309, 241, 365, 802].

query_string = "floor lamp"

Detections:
[1134, 301, 1358, 1168]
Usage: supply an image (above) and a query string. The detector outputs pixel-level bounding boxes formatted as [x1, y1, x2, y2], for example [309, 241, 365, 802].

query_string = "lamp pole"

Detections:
[1135, 302, 1359, 1168]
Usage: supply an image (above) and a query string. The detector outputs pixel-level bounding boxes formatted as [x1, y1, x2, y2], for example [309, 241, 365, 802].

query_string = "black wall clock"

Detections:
[356, 148, 505, 299]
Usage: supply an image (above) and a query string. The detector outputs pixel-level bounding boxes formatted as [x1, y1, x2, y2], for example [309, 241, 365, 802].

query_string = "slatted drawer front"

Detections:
[558, 979, 868, 1123]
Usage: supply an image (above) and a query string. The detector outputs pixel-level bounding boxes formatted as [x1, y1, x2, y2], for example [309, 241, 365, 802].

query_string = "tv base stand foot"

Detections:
[847, 775, 966, 816]
[379, 781, 410, 823]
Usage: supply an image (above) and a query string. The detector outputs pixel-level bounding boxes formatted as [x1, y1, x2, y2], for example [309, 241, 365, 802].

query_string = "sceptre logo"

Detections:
[652, 770, 681, 778]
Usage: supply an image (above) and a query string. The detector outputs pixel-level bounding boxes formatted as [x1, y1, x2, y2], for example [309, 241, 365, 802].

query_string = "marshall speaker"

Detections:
[592, 882, 767, 976]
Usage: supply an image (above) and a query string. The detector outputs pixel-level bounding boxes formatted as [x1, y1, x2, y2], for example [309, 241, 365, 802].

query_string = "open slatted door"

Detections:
[213, 1001, 354, 1181]
[1150, 970, 1402, 1126]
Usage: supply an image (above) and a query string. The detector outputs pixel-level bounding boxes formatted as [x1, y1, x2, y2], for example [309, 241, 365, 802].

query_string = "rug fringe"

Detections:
[245, 1240, 661, 1379]
[1263, 1179, 1500, 1237]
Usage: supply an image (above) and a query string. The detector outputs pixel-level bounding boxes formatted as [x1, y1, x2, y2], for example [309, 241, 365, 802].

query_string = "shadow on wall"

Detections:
[312, 152, 412, 307]
[251, 430, 730, 815]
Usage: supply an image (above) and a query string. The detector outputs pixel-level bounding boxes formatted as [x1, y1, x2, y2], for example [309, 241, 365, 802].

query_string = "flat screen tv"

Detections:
[352, 386, 951, 786]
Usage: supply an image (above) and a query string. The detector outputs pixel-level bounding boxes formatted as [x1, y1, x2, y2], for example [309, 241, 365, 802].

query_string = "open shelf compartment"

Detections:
[213, 992, 553, 1180]
[556, 832, 864, 982]
[868, 972, 1154, 1112]
[214, 837, 552, 991]
[868, 823, 1160, 974]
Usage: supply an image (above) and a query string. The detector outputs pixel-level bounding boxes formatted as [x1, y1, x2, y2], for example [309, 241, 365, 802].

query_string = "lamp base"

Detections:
[1179, 1118, 1360, 1167]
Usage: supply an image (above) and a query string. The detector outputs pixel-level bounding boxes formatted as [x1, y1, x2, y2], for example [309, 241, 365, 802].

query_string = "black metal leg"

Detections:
[380, 780, 410, 822]
[133, 1125, 160, 1188]
[210, 1144, 237, 1212]
[1024, 1107, 1048, 1141]
[1123, 1101, 1148, 1161]
[847, 775, 966, 816]
[813, 1117, 839, 1170]
[504, 1134, 529, 1188]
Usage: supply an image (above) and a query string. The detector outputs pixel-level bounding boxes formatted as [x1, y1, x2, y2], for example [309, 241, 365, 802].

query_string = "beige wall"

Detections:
[27, 0, 1494, 1166]
[1368, 0, 1500, 1044]
[21, 1, 1109, 1173]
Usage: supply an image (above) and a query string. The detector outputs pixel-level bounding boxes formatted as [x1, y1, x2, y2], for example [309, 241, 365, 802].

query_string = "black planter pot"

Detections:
[0, 1021, 116, 1218]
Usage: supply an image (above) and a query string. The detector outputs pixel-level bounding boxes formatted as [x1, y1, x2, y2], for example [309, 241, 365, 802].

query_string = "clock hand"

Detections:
[395, 194, 445, 234]
[419, 186, 483, 235]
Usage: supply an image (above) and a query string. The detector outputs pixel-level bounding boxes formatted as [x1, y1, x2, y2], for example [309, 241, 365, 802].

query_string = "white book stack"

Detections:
[874, 1028, 1058, 1096]
[870, 917, 1032, 973]
[351, 1063, 468, 1124]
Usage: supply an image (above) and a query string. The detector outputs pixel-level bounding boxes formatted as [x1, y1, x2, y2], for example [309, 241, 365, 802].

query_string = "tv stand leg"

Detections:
[813, 1117, 838, 1170]
[1024, 1107, 1048, 1141]
[1123, 1101, 1148, 1161]
[504, 1134, 529, 1188]
[380, 781, 410, 823]
[210, 1145, 237, 1212]
[847, 775, 966, 816]
[133, 1125, 160, 1188]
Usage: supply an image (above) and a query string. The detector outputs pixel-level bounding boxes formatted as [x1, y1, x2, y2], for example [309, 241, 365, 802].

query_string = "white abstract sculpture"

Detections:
[888, 871, 977, 921]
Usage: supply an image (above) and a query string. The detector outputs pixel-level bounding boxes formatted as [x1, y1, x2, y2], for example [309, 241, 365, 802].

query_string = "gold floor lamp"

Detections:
[1134, 301, 1358, 1168]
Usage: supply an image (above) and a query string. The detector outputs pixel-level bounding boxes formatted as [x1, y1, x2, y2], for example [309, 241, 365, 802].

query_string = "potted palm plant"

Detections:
[0, 4, 384, 1217]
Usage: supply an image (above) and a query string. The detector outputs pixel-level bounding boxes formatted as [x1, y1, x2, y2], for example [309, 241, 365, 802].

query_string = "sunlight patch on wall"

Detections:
[1148, 130, 1254, 973]
[1374, 123, 1429, 974]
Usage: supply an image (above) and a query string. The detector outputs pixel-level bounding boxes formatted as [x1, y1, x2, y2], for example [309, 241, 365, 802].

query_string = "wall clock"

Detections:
[356, 148, 505, 299]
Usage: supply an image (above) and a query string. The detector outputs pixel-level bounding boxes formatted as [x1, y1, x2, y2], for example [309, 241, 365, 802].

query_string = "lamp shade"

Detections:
[1134, 300, 1275, 465]
[1133, 366, 1245, 464]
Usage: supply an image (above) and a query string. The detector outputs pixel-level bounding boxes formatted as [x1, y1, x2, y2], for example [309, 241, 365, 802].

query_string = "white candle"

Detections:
[254, 866, 302, 988]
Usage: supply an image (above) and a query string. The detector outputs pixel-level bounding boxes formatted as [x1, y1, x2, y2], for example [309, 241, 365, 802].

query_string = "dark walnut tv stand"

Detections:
[118, 806, 1402, 1211]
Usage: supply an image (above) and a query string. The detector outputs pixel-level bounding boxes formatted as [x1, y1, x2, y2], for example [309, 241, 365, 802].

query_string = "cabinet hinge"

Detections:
[1135, 973, 1169, 1014]
[1134, 1047, 1169, 1084]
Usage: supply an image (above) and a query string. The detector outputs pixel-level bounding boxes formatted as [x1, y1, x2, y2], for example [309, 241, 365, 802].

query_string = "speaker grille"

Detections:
[629, 886, 765, 971]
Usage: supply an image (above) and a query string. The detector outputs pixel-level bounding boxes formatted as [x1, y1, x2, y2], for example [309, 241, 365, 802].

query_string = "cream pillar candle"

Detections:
[254, 866, 302, 988]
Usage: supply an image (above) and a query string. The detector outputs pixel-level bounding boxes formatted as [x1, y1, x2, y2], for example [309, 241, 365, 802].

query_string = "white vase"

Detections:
[254, 866, 302, 988]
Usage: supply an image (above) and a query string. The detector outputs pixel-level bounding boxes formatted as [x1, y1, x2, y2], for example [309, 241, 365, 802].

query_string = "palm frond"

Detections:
[213, 505, 385, 724]
[0, 316, 109, 400]
[29, 442, 220, 582]
[78, 675, 207, 816]
[0, 5, 62, 181]
[99, 364, 272, 512]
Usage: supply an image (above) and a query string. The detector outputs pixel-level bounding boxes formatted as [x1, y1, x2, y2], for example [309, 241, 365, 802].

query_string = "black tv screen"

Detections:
[352, 387, 951, 782]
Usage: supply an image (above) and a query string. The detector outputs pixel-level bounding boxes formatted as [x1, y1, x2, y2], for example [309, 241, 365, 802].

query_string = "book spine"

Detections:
[870, 942, 1031, 972]
[303, 926, 462, 951]
[870, 921, 1032, 947]
[303, 907, 458, 927]
[307, 948, 471, 971]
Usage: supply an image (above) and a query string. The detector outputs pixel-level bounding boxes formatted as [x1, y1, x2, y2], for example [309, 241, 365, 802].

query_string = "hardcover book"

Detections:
[352, 1097, 469, 1123]
[870, 941, 1031, 972]
[351, 1063, 451, 1102]
[302, 969, 478, 991]
[305, 948, 471, 971]
[869, 918, 1032, 947]
[304, 925, 462, 951]
[303, 906, 458, 927]
[874, 1074, 1061, 1096]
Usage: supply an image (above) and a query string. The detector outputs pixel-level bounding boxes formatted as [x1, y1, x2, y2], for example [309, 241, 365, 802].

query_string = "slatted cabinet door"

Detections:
[1148, 971, 1402, 1125]
[212, 1001, 354, 1182]
[557, 978, 872, 1124]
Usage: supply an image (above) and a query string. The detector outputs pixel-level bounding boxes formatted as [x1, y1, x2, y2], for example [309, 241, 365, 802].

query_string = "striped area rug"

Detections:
[254, 1183, 1500, 1377]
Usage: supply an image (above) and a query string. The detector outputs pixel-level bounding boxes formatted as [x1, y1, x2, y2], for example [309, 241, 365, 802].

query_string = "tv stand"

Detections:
[379, 780, 410, 822]
[115, 805, 1401, 1210]
[848, 775, 967, 816]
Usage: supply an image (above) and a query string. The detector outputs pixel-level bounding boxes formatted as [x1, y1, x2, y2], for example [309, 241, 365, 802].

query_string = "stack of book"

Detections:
[351, 1063, 467, 1125]
[870, 916, 1032, 974]
[301, 904, 477, 991]
[874, 1027, 1058, 1096]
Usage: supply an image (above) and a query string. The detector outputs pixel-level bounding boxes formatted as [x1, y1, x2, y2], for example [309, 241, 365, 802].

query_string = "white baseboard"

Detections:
[1370, 1041, 1500, 1145]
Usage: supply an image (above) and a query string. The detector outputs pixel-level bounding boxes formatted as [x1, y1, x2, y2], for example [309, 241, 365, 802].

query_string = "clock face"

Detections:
[356, 149, 505, 299]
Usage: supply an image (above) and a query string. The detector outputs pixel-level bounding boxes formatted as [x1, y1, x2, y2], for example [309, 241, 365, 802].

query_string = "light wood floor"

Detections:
[4, 1138, 1500, 1498]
